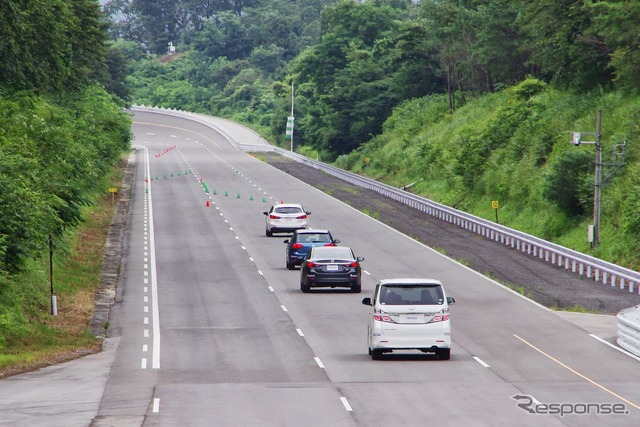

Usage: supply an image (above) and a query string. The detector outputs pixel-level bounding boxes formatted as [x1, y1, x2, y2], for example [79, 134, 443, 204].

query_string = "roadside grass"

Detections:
[361, 208, 380, 220]
[0, 157, 127, 379]
[551, 304, 599, 314]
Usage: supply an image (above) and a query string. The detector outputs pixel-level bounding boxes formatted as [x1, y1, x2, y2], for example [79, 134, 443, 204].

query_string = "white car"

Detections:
[263, 202, 310, 236]
[362, 278, 455, 360]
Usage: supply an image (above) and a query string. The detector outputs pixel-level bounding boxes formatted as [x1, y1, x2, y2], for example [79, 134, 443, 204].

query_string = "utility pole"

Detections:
[593, 108, 602, 249]
[571, 108, 602, 248]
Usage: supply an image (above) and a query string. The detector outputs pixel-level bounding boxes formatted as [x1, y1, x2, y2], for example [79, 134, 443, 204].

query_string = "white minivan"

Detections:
[362, 278, 455, 360]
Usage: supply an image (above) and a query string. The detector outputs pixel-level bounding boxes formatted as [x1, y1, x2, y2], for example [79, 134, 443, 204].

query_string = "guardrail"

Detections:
[132, 105, 640, 356]
[618, 306, 640, 356]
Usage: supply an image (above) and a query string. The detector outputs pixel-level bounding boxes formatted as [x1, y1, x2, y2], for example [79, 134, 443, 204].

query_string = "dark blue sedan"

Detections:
[284, 229, 340, 270]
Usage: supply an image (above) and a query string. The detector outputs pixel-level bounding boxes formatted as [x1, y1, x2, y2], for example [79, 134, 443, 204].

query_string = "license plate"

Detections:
[401, 314, 423, 322]
[326, 265, 339, 271]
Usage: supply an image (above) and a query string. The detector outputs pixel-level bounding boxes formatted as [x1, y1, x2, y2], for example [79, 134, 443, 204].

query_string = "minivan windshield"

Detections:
[379, 284, 444, 305]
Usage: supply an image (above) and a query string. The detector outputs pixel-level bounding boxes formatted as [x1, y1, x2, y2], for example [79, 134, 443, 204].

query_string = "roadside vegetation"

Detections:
[0, 1, 131, 375]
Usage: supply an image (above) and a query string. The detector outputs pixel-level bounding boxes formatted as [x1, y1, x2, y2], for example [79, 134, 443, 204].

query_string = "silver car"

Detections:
[263, 202, 310, 237]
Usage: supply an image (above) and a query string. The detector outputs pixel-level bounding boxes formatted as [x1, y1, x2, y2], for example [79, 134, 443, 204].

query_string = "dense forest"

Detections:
[105, 0, 640, 266]
[0, 1, 131, 347]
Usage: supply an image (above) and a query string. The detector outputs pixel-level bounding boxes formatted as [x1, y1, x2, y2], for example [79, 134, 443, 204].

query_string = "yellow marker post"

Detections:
[109, 187, 118, 206]
[491, 200, 499, 224]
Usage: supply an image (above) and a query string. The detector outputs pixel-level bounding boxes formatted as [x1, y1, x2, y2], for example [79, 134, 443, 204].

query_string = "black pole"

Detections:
[49, 234, 54, 314]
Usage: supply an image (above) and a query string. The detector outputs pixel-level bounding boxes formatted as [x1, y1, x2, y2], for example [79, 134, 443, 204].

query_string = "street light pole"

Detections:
[290, 81, 295, 152]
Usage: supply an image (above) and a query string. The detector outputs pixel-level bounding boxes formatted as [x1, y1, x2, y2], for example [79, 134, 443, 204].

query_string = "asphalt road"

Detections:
[1, 110, 639, 426]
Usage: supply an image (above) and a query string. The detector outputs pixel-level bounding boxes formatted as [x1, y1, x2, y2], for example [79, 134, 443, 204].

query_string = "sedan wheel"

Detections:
[300, 281, 311, 293]
[371, 349, 383, 360]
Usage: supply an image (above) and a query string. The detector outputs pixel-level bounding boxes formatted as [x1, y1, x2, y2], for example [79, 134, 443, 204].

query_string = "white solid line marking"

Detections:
[281, 305, 288, 312]
[590, 334, 640, 362]
[473, 356, 490, 367]
[296, 329, 304, 337]
[314, 357, 325, 368]
[142, 147, 161, 370]
[153, 398, 160, 413]
[340, 397, 353, 411]
[141, 358, 147, 369]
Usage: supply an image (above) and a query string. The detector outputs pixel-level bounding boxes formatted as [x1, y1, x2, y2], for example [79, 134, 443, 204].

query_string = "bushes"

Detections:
[0, 87, 131, 275]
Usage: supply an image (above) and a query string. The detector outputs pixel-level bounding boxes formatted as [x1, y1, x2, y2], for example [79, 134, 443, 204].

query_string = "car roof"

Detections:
[295, 228, 330, 234]
[378, 278, 443, 286]
[273, 202, 303, 207]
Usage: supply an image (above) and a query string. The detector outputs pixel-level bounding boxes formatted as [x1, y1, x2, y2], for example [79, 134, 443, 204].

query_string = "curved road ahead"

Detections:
[1, 110, 639, 426]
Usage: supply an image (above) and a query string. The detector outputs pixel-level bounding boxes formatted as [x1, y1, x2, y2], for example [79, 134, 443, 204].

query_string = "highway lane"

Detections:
[118, 110, 640, 426]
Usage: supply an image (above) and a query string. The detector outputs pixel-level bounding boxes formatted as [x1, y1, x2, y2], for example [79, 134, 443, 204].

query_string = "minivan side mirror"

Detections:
[447, 297, 455, 304]
[361, 297, 372, 306]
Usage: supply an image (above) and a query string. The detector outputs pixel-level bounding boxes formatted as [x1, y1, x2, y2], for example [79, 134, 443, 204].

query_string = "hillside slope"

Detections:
[337, 80, 640, 269]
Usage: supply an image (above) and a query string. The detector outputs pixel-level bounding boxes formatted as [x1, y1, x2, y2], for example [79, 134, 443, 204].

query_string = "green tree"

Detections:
[515, 0, 613, 90]
[543, 150, 594, 216]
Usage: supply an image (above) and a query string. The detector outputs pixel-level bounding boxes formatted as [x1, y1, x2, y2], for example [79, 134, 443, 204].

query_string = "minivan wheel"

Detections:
[438, 348, 451, 360]
[371, 349, 383, 360]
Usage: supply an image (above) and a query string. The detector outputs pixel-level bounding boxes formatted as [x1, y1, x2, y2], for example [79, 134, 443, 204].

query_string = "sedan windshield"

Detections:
[311, 247, 353, 261]
[275, 206, 303, 214]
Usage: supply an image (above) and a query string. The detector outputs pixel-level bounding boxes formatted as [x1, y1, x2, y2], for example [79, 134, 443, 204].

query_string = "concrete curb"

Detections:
[90, 150, 135, 337]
